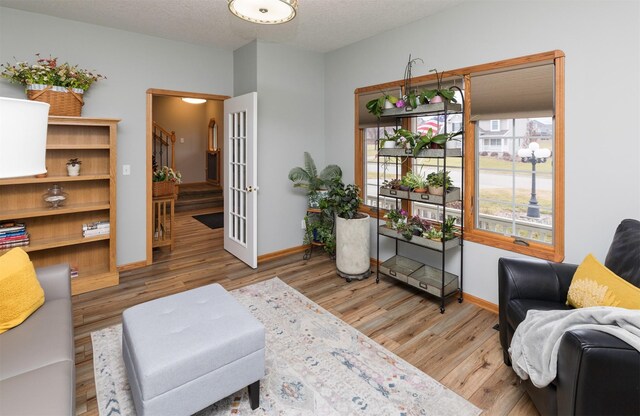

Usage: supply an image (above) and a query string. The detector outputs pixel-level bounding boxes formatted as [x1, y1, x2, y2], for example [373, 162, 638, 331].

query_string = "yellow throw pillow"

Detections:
[0, 248, 45, 334]
[567, 253, 640, 309]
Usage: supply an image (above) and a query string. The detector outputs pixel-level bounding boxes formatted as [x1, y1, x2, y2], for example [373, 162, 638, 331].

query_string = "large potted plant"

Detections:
[1, 54, 105, 116]
[288, 152, 342, 208]
[322, 179, 371, 282]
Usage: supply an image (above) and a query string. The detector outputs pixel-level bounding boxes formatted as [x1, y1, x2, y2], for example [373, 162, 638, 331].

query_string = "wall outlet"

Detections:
[180, 137, 185, 143]
[301, 219, 306, 230]
[122, 164, 131, 175]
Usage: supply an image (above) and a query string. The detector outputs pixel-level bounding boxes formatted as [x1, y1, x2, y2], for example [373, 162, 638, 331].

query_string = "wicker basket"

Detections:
[153, 181, 177, 198]
[27, 84, 84, 116]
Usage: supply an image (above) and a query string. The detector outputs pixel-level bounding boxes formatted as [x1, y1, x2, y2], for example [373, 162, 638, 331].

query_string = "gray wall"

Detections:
[254, 41, 326, 255]
[0, 7, 233, 266]
[234, 40, 258, 96]
[324, 0, 640, 304]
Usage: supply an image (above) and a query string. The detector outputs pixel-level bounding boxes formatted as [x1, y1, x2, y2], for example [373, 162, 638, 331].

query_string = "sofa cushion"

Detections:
[0, 248, 45, 334]
[605, 219, 640, 286]
[0, 298, 74, 381]
[567, 254, 640, 309]
[506, 299, 572, 329]
[0, 360, 75, 416]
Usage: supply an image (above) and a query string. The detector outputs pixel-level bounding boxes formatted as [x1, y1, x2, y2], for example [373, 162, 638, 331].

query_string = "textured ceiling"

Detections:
[0, 0, 463, 53]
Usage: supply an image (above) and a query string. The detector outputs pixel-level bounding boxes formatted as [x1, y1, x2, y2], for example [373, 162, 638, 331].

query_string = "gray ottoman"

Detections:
[122, 283, 265, 416]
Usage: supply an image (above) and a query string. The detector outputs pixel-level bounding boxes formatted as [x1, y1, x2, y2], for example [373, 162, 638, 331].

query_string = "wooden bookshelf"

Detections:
[0, 116, 120, 295]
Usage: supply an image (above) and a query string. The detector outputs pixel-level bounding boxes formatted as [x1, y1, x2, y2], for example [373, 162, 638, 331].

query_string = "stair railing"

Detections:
[152, 122, 176, 171]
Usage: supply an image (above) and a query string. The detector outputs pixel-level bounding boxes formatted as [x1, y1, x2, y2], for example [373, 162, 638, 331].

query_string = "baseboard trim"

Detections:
[117, 260, 147, 272]
[464, 292, 498, 314]
[258, 245, 308, 263]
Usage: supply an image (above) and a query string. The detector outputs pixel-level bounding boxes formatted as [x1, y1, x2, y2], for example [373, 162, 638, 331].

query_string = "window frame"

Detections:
[354, 50, 565, 262]
[490, 120, 500, 131]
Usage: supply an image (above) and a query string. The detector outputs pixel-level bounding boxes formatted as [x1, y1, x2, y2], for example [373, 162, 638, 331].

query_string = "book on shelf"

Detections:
[0, 233, 30, 243]
[70, 266, 79, 279]
[83, 228, 110, 238]
[0, 221, 26, 234]
[82, 221, 110, 231]
[0, 239, 30, 250]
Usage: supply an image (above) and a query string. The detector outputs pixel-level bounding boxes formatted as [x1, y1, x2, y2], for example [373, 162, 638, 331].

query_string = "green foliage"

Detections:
[1, 54, 106, 91]
[426, 171, 452, 189]
[413, 130, 462, 156]
[66, 158, 81, 166]
[382, 127, 417, 149]
[401, 170, 427, 190]
[365, 92, 398, 119]
[304, 213, 336, 256]
[288, 152, 342, 194]
[322, 178, 362, 220]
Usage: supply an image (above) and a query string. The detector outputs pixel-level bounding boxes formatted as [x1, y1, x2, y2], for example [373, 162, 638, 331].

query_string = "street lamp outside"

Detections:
[518, 142, 551, 218]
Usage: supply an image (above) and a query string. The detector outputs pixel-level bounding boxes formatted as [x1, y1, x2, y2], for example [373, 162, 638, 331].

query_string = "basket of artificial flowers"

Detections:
[1, 54, 105, 116]
[152, 166, 182, 198]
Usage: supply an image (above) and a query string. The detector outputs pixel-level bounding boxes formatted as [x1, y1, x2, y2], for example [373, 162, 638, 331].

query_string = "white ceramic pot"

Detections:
[67, 164, 80, 176]
[383, 99, 395, 109]
[336, 213, 371, 280]
[383, 141, 397, 149]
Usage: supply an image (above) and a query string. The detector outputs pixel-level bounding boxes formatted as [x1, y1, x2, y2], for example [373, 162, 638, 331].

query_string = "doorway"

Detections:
[146, 89, 230, 265]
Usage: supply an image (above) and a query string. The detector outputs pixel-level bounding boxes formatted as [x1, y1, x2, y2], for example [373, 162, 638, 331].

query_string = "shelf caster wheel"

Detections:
[458, 297, 463, 303]
[440, 307, 445, 314]
[303, 250, 311, 260]
[346, 278, 352, 283]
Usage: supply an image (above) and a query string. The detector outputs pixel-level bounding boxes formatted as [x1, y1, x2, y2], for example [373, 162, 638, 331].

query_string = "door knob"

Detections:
[246, 185, 259, 193]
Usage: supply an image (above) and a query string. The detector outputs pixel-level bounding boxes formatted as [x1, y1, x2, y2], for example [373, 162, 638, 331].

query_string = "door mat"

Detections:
[193, 213, 224, 229]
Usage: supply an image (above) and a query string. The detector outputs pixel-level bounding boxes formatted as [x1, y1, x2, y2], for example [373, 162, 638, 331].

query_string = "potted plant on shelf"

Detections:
[380, 127, 417, 151]
[421, 69, 457, 104]
[383, 208, 405, 229]
[412, 129, 462, 156]
[424, 216, 457, 241]
[66, 158, 81, 176]
[365, 92, 400, 119]
[402, 170, 428, 193]
[1, 54, 105, 116]
[426, 170, 453, 196]
[152, 166, 182, 198]
[322, 178, 371, 282]
[288, 152, 342, 208]
[303, 212, 336, 256]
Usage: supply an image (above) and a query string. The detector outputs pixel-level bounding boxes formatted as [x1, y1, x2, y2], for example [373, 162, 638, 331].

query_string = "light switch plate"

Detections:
[122, 164, 131, 175]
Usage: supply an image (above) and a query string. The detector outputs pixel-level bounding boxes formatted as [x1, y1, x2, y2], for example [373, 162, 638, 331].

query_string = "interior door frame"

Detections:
[145, 88, 230, 265]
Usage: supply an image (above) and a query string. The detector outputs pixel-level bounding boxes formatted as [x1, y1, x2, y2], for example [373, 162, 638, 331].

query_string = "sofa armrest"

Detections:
[36, 264, 71, 301]
[557, 329, 640, 416]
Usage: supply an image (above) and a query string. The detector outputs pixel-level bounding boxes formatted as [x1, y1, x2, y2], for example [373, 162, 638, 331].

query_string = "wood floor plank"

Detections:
[73, 209, 538, 415]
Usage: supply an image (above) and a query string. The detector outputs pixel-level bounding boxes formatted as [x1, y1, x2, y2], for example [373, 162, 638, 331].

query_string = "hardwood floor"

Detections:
[73, 208, 537, 415]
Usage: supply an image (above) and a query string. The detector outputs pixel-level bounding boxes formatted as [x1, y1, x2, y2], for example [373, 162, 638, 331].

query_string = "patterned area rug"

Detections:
[92, 277, 481, 416]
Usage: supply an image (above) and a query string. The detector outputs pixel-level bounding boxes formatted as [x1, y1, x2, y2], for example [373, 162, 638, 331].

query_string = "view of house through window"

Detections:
[475, 117, 554, 244]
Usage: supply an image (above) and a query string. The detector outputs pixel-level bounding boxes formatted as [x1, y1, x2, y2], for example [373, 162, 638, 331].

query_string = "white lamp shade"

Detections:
[0, 97, 50, 178]
[228, 0, 297, 24]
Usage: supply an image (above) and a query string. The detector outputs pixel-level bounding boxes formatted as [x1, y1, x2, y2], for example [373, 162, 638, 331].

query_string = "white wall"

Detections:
[255, 41, 326, 255]
[324, 0, 640, 304]
[0, 7, 233, 266]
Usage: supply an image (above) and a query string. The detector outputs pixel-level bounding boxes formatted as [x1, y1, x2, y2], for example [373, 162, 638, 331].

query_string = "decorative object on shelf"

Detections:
[402, 170, 428, 193]
[0, 221, 30, 249]
[381, 127, 417, 151]
[0, 97, 49, 179]
[288, 152, 342, 208]
[66, 158, 81, 176]
[227, 0, 297, 25]
[152, 166, 182, 198]
[322, 179, 371, 282]
[1, 54, 105, 116]
[517, 141, 551, 218]
[413, 129, 462, 156]
[42, 184, 68, 208]
[426, 170, 453, 195]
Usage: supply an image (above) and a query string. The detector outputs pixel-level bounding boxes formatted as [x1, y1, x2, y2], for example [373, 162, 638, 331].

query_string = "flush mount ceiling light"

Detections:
[228, 0, 298, 25]
[182, 98, 207, 104]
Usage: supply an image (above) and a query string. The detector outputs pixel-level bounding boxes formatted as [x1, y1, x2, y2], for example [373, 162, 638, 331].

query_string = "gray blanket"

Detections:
[509, 306, 640, 387]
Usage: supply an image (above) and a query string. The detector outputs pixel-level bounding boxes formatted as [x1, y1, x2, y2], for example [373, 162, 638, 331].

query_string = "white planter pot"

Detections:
[336, 213, 371, 280]
[383, 141, 397, 149]
[67, 164, 80, 176]
[383, 99, 395, 109]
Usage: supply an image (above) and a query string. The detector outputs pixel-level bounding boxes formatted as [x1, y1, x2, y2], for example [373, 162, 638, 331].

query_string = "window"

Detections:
[354, 51, 564, 261]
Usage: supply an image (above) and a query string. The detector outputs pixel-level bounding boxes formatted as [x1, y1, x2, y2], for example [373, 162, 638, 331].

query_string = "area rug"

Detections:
[193, 212, 224, 229]
[92, 278, 481, 416]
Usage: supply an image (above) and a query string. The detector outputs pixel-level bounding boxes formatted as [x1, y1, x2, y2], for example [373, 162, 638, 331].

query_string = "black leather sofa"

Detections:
[498, 219, 640, 416]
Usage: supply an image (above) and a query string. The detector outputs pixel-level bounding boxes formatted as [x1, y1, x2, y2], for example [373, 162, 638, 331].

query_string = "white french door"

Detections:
[223, 92, 258, 268]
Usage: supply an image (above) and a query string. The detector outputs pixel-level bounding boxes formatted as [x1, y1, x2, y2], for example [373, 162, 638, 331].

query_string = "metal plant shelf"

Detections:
[378, 226, 460, 251]
[380, 102, 462, 118]
[378, 148, 462, 158]
[380, 187, 461, 205]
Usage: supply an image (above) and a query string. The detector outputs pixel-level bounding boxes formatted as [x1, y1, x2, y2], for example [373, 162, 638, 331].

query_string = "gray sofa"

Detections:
[0, 264, 75, 415]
